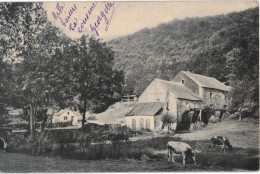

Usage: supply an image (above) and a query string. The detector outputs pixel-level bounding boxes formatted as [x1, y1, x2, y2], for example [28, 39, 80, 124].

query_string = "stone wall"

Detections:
[202, 88, 230, 110]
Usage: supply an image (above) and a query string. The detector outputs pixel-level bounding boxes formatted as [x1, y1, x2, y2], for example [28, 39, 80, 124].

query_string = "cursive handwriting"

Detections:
[52, 3, 65, 19]
[51, 2, 118, 37]
[52, 3, 77, 27]
[89, 2, 116, 36]
[78, 2, 98, 33]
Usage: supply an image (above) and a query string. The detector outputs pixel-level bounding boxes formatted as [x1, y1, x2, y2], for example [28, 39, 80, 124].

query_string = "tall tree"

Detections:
[0, 58, 10, 127]
[14, 23, 76, 132]
[73, 35, 124, 128]
[0, 2, 48, 134]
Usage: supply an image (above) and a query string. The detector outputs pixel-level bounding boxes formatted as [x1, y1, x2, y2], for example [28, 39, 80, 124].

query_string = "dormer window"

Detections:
[181, 80, 185, 84]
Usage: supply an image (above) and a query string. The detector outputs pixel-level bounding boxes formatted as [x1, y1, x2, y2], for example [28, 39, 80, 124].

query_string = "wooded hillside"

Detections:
[108, 7, 259, 110]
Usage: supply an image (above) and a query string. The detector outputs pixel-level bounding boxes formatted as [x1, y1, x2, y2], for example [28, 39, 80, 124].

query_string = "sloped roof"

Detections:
[182, 71, 230, 91]
[126, 102, 164, 116]
[156, 79, 202, 101]
[53, 109, 82, 119]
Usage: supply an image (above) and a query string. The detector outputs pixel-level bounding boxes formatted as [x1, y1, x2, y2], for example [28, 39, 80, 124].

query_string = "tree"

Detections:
[0, 59, 9, 127]
[72, 35, 124, 128]
[107, 7, 258, 107]
[14, 23, 76, 132]
[161, 113, 176, 131]
[224, 48, 241, 86]
[230, 80, 251, 121]
[0, 2, 48, 134]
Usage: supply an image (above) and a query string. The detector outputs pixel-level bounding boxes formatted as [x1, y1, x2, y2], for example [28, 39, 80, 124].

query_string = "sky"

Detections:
[43, 1, 259, 41]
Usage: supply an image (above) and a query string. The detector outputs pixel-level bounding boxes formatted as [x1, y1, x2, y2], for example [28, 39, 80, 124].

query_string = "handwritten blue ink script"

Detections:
[52, 3, 77, 27]
[51, 2, 117, 38]
[89, 2, 116, 36]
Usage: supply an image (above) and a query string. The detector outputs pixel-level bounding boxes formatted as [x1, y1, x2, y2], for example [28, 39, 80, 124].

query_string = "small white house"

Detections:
[52, 109, 82, 126]
[125, 102, 165, 131]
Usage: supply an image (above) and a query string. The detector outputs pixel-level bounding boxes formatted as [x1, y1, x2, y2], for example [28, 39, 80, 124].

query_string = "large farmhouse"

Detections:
[125, 71, 231, 131]
[172, 71, 231, 110]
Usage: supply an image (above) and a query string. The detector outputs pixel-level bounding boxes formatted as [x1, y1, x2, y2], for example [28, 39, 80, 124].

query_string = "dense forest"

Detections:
[108, 7, 259, 113]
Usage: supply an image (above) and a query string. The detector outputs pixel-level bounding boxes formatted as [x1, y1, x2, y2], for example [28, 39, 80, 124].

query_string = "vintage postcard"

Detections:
[0, 1, 259, 172]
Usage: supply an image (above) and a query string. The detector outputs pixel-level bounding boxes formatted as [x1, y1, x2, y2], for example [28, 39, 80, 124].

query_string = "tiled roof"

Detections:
[126, 102, 164, 116]
[182, 71, 230, 91]
[156, 79, 202, 101]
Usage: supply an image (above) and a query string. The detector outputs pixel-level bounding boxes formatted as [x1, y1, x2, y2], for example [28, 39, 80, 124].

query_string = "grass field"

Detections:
[0, 118, 259, 172]
[1, 150, 253, 172]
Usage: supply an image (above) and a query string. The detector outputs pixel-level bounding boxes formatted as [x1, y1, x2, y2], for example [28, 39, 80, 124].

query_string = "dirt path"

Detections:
[129, 119, 259, 149]
[175, 119, 259, 149]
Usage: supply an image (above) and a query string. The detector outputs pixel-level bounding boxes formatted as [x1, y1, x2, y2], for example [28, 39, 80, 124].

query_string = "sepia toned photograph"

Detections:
[0, 1, 259, 172]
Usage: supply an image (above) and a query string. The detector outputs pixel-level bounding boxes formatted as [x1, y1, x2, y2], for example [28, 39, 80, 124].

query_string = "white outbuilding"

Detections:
[52, 109, 82, 126]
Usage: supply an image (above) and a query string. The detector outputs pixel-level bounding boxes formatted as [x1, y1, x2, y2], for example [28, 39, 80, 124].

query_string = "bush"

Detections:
[46, 121, 73, 128]
[161, 113, 176, 131]
[6, 124, 145, 160]
[87, 116, 97, 120]
[161, 113, 176, 124]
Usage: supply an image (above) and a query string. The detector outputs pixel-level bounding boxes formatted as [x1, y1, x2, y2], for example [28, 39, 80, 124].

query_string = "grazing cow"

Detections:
[167, 141, 196, 164]
[210, 136, 232, 151]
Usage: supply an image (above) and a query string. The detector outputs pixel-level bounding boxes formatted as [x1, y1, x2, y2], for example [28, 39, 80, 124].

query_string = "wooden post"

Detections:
[198, 109, 202, 121]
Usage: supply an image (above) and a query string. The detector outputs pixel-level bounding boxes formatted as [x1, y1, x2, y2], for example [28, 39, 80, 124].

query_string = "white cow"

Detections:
[167, 141, 196, 164]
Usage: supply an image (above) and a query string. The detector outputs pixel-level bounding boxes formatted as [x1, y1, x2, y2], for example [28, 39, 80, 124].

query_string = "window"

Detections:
[181, 80, 185, 84]
[157, 98, 160, 101]
[224, 94, 227, 100]
[210, 93, 213, 98]
[139, 119, 144, 129]
[67, 112, 69, 115]
[64, 116, 68, 120]
[146, 119, 150, 130]
[132, 119, 136, 130]
[71, 116, 74, 122]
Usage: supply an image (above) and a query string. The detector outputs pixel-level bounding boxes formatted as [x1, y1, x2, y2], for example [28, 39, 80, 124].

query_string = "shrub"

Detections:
[87, 116, 97, 120]
[46, 121, 73, 128]
[161, 113, 176, 131]
[161, 113, 176, 124]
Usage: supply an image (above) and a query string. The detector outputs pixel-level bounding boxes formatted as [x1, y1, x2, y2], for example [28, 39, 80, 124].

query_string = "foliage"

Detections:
[0, 3, 124, 133]
[0, 107, 9, 127]
[108, 7, 259, 114]
[87, 116, 97, 120]
[161, 113, 176, 124]
[71, 35, 124, 127]
[8, 125, 131, 160]
[0, 2, 51, 133]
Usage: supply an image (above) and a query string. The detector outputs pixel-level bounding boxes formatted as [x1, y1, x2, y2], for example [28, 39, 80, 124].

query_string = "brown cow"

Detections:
[210, 136, 232, 151]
